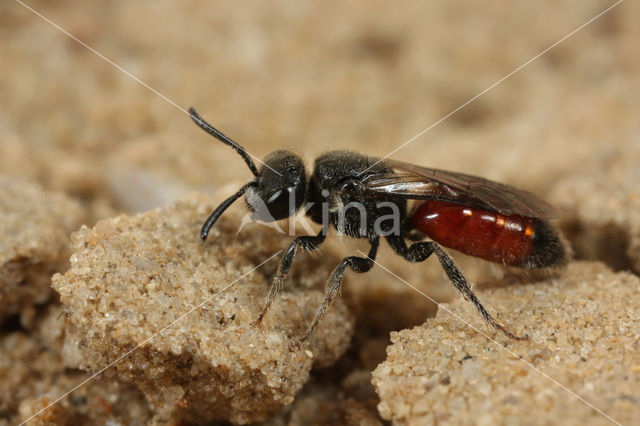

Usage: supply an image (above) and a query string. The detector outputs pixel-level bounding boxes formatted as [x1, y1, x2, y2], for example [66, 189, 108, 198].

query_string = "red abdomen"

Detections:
[410, 200, 538, 266]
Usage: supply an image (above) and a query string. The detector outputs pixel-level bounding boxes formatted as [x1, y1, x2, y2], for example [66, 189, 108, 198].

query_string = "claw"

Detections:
[495, 322, 529, 341]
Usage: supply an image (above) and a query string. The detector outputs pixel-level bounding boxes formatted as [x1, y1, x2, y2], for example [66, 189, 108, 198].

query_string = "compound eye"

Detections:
[263, 187, 295, 221]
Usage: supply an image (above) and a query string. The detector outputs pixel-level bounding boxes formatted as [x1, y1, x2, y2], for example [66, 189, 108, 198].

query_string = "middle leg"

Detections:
[296, 236, 380, 346]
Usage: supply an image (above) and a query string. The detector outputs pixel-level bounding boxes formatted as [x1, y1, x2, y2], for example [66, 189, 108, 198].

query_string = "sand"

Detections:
[2, 1, 639, 424]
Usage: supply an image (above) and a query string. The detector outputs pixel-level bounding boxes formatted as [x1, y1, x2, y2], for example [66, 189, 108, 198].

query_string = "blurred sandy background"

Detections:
[1, 0, 639, 424]
[2, 0, 637, 204]
[3, 0, 639, 309]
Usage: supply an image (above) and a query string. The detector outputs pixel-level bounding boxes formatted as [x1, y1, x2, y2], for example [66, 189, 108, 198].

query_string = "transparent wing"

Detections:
[361, 158, 556, 218]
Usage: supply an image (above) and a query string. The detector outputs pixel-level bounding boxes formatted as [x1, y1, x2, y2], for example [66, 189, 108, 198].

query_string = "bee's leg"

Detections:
[295, 236, 379, 347]
[385, 236, 527, 340]
[255, 232, 326, 324]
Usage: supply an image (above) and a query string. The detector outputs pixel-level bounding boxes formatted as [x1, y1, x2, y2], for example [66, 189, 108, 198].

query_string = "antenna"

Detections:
[189, 107, 260, 177]
[200, 182, 257, 240]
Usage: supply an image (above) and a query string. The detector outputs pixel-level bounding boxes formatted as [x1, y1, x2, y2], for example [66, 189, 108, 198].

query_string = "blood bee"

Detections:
[190, 107, 567, 344]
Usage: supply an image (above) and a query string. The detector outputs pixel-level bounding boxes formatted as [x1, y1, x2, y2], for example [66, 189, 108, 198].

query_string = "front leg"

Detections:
[296, 236, 380, 346]
[255, 232, 326, 324]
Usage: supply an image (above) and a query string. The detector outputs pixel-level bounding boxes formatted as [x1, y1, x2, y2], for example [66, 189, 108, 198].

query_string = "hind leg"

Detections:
[386, 235, 526, 340]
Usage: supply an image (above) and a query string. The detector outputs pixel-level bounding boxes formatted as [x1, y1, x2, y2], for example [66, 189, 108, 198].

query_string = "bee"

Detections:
[191, 107, 567, 344]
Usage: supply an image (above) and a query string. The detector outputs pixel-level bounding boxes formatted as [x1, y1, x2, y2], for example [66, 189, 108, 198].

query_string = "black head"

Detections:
[246, 150, 307, 222]
[189, 108, 307, 239]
